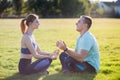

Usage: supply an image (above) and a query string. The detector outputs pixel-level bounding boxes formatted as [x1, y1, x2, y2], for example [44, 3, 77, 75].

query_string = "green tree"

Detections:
[12, 0, 23, 16]
[27, 0, 90, 17]
[83, 0, 91, 15]
[0, 0, 12, 17]
[27, 0, 61, 17]
[90, 2, 99, 14]
[60, 0, 90, 17]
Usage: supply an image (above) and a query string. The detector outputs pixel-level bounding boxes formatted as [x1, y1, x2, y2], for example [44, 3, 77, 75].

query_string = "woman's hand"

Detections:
[50, 49, 60, 60]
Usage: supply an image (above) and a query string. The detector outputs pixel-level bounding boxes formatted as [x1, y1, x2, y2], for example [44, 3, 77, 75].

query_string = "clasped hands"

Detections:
[50, 40, 67, 60]
[56, 40, 67, 51]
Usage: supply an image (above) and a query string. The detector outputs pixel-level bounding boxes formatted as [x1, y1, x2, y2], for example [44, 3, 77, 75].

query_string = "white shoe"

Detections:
[38, 70, 49, 76]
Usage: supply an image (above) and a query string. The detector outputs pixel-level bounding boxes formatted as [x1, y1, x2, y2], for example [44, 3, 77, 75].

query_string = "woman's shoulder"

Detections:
[22, 34, 31, 41]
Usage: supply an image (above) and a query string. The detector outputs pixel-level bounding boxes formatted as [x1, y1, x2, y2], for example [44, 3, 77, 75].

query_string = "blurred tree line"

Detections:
[0, 0, 91, 18]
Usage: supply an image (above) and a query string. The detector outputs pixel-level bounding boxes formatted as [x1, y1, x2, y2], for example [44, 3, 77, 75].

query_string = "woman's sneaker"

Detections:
[38, 70, 49, 76]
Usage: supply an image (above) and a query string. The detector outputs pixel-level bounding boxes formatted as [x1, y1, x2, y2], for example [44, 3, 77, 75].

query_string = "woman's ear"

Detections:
[28, 22, 32, 26]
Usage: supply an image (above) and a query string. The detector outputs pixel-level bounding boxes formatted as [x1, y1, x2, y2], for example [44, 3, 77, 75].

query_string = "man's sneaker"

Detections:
[62, 69, 71, 74]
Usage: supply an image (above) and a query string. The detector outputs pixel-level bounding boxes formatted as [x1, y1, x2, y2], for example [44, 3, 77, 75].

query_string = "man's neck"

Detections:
[80, 29, 88, 37]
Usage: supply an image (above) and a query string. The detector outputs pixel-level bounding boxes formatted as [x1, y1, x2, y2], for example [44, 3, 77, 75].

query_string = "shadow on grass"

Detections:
[3, 72, 96, 80]
[3, 72, 42, 80]
[43, 72, 96, 80]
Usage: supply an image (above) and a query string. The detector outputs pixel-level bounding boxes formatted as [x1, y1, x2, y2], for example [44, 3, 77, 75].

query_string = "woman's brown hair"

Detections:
[20, 14, 38, 34]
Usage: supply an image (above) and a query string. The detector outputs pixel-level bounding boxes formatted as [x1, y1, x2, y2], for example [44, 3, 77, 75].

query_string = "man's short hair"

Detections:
[81, 15, 92, 29]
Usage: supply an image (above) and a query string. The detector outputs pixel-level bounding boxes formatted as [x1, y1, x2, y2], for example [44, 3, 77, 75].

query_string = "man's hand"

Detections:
[56, 40, 67, 51]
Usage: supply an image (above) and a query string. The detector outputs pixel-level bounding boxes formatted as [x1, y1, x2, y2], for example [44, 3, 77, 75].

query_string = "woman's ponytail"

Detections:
[20, 19, 27, 34]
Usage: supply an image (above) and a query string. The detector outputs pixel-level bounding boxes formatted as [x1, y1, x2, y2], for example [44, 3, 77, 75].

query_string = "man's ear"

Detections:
[84, 23, 88, 29]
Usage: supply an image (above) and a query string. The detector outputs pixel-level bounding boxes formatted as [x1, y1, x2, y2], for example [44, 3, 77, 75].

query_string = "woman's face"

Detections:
[31, 18, 40, 29]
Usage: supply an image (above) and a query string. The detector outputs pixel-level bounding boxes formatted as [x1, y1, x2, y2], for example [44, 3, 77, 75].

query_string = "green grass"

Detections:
[0, 18, 120, 80]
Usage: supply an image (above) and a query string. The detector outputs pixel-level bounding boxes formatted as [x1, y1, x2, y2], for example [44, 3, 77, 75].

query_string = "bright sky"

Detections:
[90, 0, 117, 2]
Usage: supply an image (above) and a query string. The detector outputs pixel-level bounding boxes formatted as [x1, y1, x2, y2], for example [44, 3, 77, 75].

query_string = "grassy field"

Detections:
[0, 18, 120, 80]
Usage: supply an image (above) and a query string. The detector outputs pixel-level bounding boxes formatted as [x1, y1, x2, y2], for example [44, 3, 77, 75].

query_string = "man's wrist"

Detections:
[64, 47, 68, 52]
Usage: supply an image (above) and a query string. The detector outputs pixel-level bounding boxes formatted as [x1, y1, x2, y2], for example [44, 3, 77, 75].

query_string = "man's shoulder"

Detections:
[83, 32, 93, 39]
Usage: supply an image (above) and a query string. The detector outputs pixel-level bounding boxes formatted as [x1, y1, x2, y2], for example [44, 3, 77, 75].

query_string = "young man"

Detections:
[56, 15, 100, 73]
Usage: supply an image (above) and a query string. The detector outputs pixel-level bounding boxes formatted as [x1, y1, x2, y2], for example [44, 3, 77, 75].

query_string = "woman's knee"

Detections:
[41, 58, 52, 65]
[48, 58, 52, 63]
[33, 58, 51, 71]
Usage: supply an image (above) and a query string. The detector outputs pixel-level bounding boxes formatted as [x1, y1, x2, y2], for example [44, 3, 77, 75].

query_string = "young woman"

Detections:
[18, 14, 59, 75]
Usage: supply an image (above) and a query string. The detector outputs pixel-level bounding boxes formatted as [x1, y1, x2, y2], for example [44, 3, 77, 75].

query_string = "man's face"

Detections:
[76, 17, 85, 32]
